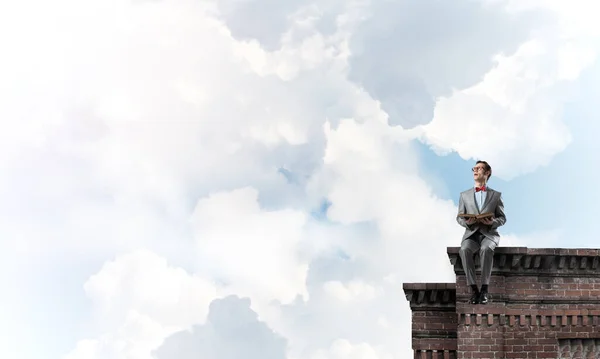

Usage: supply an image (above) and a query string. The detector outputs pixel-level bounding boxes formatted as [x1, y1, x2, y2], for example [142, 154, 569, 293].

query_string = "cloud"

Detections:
[190, 186, 311, 305]
[212, 0, 546, 130]
[314, 118, 464, 283]
[501, 228, 564, 248]
[65, 250, 217, 359]
[154, 296, 287, 359]
[254, 119, 464, 358]
[346, 0, 544, 129]
[416, 1, 600, 180]
[322, 280, 380, 303]
[274, 271, 413, 358]
[212, 0, 358, 51]
[65, 311, 175, 359]
[0, 0, 367, 261]
[304, 339, 393, 359]
[83, 250, 216, 328]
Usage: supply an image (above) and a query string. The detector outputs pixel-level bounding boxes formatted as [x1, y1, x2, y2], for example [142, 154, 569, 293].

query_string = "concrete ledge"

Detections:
[404, 283, 456, 310]
[403, 283, 456, 290]
[447, 246, 600, 277]
[447, 247, 600, 256]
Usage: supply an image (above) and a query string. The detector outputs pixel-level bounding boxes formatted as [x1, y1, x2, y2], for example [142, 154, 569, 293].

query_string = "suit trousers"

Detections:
[459, 230, 496, 286]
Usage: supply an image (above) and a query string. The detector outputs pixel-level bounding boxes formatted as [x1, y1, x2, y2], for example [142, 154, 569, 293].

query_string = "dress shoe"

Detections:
[479, 292, 489, 304]
[468, 292, 479, 304]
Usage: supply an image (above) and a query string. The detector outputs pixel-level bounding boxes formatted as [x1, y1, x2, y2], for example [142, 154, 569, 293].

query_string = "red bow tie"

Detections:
[475, 186, 486, 192]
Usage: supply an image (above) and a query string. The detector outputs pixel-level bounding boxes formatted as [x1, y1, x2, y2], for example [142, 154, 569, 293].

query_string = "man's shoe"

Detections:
[479, 292, 489, 304]
[469, 292, 479, 304]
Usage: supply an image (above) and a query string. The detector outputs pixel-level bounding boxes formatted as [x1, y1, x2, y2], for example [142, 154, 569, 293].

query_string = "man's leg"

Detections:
[479, 238, 496, 285]
[478, 238, 497, 304]
[459, 237, 481, 303]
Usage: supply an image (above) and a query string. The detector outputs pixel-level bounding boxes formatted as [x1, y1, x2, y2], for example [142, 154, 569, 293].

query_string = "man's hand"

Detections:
[479, 217, 494, 225]
[465, 217, 477, 225]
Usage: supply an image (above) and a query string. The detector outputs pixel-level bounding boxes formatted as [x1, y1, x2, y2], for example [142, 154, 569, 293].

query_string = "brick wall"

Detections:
[404, 283, 457, 358]
[404, 247, 600, 359]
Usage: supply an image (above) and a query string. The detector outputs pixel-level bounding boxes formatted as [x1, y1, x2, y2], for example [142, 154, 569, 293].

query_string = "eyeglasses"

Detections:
[472, 167, 486, 172]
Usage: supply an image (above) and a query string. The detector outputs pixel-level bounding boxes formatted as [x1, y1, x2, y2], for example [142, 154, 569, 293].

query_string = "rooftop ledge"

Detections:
[448, 247, 600, 256]
[403, 283, 456, 310]
[447, 246, 600, 277]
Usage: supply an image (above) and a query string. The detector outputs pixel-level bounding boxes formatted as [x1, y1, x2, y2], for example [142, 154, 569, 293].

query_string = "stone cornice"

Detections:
[403, 283, 456, 310]
[447, 247, 600, 277]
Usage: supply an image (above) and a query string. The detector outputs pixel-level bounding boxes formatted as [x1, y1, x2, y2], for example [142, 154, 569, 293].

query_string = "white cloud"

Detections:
[417, 1, 600, 180]
[190, 187, 311, 305]
[155, 295, 287, 359]
[315, 118, 463, 284]
[65, 311, 176, 359]
[322, 280, 380, 303]
[65, 250, 217, 359]
[501, 228, 563, 248]
[84, 250, 216, 328]
[346, 0, 540, 128]
[304, 339, 393, 359]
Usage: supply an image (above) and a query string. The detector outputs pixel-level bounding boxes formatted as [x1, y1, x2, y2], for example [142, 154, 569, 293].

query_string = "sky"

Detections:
[1, 0, 600, 358]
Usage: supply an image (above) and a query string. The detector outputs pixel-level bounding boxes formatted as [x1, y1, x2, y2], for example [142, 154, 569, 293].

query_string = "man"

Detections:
[456, 160, 506, 304]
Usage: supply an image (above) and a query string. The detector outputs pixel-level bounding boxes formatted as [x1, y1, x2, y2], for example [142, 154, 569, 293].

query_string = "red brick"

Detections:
[405, 246, 600, 358]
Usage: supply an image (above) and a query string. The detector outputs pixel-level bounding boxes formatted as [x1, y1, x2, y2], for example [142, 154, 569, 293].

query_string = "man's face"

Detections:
[472, 163, 488, 181]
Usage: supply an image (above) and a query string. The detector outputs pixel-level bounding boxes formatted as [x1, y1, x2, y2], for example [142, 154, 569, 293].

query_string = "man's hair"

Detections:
[476, 160, 492, 180]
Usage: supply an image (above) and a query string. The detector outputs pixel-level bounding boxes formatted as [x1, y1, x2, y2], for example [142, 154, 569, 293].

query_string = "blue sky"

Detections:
[2, 1, 600, 359]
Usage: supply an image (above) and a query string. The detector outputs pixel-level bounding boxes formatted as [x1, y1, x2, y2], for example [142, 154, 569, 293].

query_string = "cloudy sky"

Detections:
[2, 0, 600, 358]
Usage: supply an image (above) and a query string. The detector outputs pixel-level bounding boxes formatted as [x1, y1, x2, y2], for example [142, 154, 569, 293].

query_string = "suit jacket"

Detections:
[456, 186, 506, 244]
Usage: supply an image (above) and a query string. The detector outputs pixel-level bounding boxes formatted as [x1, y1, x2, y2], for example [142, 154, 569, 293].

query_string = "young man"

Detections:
[456, 160, 506, 304]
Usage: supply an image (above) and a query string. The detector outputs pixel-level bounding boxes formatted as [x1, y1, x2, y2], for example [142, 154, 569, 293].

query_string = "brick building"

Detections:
[403, 247, 600, 358]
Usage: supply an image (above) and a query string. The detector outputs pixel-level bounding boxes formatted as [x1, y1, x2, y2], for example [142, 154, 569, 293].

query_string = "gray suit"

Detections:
[456, 187, 506, 286]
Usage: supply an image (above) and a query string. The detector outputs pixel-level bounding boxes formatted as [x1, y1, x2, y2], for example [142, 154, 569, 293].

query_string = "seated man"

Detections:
[456, 160, 506, 304]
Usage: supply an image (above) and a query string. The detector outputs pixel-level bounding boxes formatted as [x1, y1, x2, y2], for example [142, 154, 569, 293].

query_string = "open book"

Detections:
[458, 212, 493, 220]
